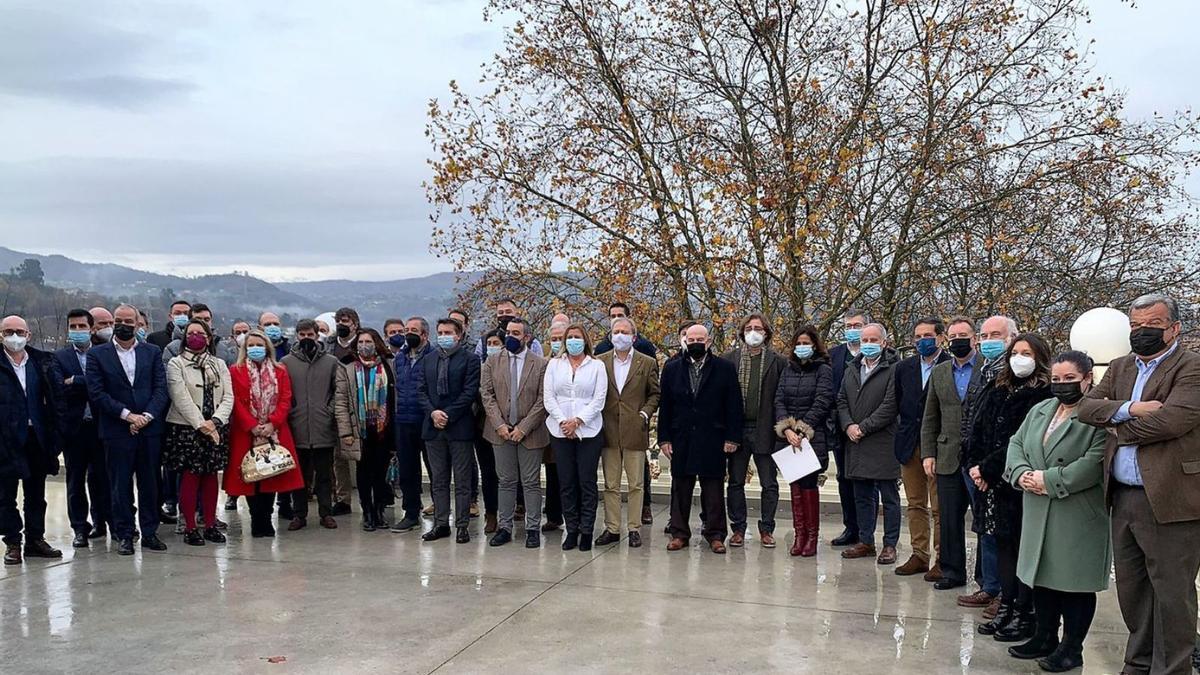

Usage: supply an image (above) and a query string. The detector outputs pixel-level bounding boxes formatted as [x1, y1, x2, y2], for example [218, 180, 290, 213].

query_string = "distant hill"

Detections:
[278, 272, 481, 327]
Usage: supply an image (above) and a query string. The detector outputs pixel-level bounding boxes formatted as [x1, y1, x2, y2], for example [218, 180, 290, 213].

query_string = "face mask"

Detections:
[744, 330, 765, 348]
[436, 335, 457, 350]
[136, 328, 147, 342]
[113, 324, 136, 342]
[246, 345, 268, 362]
[358, 342, 377, 359]
[185, 333, 208, 352]
[298, 338, 319, 355]
[1051, 381, 1085, 405]
[793, 345, 814, 360]
[845, 328, 862, 343]
[336, 324, 352, 339]
[172, 314, 190, 328]
[318, 331, 330, 340]
[549, 340, 563, 356]
[388, 333, 406, 348]
[235, 333, 248, 347]
[948, 337, 973, 359]
[486, 345, 502, 357]
[979, 339, 1007, 360]
[915, 337, 939, 357]
[68, 330, 92, 347]
[860, 342, 882, 359]
[496, 316, 515, 331]
[264, 325, 283, 342]
[611, 333, 634, 352]
[1129, 326, 1168, 357]
[505, 335, 523, 354]
[97, 327, 114, 341]
[565, 337, 586, 356]
[685, 342, 707, 360]
[1009, 354, 1036, 378]
[3, 335, 27, 352]
[403, 333, 420, 350]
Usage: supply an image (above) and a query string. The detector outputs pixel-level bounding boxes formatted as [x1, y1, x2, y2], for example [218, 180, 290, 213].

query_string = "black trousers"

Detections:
[63, 419, 111, 534]
[937, 471, 971, 584]
[471, 433, 498, 513]
[553, 435, 602, 536]
[394, 422, 426, 519]
[291, 446, 333, 519]
[248, 491, 275, 532]
[356, 433, 391, 516]
[0, 436, 48, 545]
[107, 435, 162, 540]
[996, 524, 1031, 610]
[830, 438, 858, 534]
[643, 460, 652, 508]
[1033, 586, 1097, 649]
[669, 474, 726, 543]
[544, 463, 562, 523]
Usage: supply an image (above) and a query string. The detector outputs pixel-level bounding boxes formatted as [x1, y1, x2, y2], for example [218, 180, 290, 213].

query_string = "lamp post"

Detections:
[1069, 307, 1131, 384]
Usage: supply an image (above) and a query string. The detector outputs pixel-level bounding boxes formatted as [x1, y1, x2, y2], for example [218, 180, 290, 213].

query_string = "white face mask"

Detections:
[235, 333, 248, 347]
[96, 327, 114, 341]
[1009, 354, 1037, 378]
[744, 330, 765, 348]
[3, 334, 28, 352]
[611, 333, 634, 352]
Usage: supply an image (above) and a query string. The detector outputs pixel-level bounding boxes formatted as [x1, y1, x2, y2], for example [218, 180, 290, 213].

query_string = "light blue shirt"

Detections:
[952, 355, 975, 402]
[920, 352, 941, 388]
[1109, 342, 1180, 485]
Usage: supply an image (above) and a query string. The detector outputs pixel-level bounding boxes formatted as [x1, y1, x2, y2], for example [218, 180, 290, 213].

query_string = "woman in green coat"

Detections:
[1004, 350, 1110, 673]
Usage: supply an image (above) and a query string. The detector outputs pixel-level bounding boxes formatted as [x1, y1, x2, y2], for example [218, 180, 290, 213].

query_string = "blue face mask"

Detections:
[565, 337, 586, 356]
[860, 342, 882, 358]
[68, 330, 92, 347]
[486, 345, 502, 357]
[136, 328, 147, 342]
[436, 334, 457, 350]
[172, 314, 189, 328]
[979, 339, 1006, 360]
[505, 335, 523, 354]
[915, 337, 939, 357]
[263, 325, 283, 342]
[246, 346, 268, 362]
[388, 333, 406, 348]
[793, 345, 814, 360]
[845, 328, 862, 343]
[549, 340, 563, 356]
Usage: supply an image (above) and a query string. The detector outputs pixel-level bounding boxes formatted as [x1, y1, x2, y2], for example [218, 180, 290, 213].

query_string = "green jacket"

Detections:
[1004, 398, 1111, 593]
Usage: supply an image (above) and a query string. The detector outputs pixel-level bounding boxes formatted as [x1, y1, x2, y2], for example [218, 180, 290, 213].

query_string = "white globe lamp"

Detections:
[1069, 307, 1131, 384]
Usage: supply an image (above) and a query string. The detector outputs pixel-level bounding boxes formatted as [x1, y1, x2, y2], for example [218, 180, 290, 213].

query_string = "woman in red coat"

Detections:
[224, 329, 303, 538]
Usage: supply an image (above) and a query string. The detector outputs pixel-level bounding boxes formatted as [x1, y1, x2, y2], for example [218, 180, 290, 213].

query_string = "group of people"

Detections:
[1, 293, 1198, 674]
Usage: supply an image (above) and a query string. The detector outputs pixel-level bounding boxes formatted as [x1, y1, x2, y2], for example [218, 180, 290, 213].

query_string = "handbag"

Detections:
[240, 439, 296, 483]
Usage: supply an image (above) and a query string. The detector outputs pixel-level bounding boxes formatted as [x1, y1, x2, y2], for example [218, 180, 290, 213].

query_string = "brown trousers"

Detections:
[901, 450, 939, 563]
[1112, 485, 1200, 675]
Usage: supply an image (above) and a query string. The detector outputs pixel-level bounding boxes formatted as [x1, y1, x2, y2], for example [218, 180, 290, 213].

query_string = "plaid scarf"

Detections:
[737, 348, 752, 411]
[355, 360, 389, 437]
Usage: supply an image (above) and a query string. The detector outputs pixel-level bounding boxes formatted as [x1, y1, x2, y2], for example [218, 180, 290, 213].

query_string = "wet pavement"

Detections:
[1, 480, 1130, 673]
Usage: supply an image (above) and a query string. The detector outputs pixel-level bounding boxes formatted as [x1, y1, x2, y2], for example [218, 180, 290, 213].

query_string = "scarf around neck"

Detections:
[355, 360, 389, 437]
[247, 361, 278, 425]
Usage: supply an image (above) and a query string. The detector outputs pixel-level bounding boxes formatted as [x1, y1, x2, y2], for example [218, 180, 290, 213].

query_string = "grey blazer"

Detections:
[920, 353, 985, 475]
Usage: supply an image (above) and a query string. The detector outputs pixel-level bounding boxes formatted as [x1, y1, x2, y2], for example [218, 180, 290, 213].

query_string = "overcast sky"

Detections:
[0, 1, 1196, 282]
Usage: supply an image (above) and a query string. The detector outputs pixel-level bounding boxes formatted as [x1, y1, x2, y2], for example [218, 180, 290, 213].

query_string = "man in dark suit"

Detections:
[920, 316, 984, 592]
[146, 299, 191, 350]
[1, 314, 68, 565]
[659, 322, 744, 554]
[826, 308, 871, 546]
[85, 304, 170, 555]
[54, 308, 112, 548]
[1079, 293, 1200, 675]
[893, 317, 950, 578]
[418, 317, 482, 544]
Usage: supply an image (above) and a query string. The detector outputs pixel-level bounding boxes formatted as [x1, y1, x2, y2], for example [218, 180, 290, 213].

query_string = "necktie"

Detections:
[508, 355, 520, 426]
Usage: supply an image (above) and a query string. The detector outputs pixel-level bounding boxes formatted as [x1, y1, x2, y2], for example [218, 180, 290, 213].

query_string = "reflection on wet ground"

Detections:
[0, 481, 1129, 673]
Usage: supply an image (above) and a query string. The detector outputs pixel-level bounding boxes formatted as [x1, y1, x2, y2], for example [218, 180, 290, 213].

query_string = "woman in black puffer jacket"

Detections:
[773, 324, 834, 557]
[963, 333, 1052, 643]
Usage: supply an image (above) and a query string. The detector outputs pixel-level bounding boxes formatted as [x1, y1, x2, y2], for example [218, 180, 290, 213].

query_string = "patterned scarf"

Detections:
[355, 360, 389, 437]
[247, 361, 278, 425]
[737, 348, 752, 408]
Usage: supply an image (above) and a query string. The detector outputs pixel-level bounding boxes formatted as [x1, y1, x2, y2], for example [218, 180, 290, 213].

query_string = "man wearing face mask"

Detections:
[594, 302, 658, 358]
[473, 298, 544, 360]
[136, 311, 150, 343]
[54, 309, 113, 547]
[1078, 293, 1200, 675]
[660, 322, 744, 554]
[827, 309, 872, 548]
[325, 307, 360, 363]
[85, 304, 170, 555]
[921, 316, 985, 592]
[893, 317, 950, 578]
[259, 311, 292, 361]
[280, 319, 341, 531]
[1, 315, 68, 565]
[719, 314, 786, 548]
[162, 303, 228, 365]
[390, 316, 435, 532]
[148, 300, 191, 350]
[89, 307, 114, 346]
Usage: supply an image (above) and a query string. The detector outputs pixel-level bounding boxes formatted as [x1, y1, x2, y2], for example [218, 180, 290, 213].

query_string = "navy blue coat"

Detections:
[893, 351, 951, 464]
[657, 352, 744, 479]
[393, 341, 434, 425]
[54, 346, 92, 436]
[825, 343, 856, 453]
[417, 347, 481, 442]
[85, 341, 169, 447]
[0, 347, 67, 479]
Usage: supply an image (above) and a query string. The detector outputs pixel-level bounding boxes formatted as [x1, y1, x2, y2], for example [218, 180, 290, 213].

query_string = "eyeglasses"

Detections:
[1, 328, 29, 338]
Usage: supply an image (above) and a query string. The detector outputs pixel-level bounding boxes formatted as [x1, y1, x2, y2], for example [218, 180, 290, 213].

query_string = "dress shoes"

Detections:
[983, 596, 1002, 620]
[422, 525, 452, 542]
[3, 544, 21, 565]
[830, 529, 859, 547]
[956, 590, 995, 608]
[455, 527, 471, 544]
[924, 563, 943, 582]
[288, 517, 306, 531]
[933, 578, 966, 591]
[641, 507, 653, 525]
[489, 529, 513, 547]
[894, 554, 929, 576]
[759, 531, 776, 548]
[525, 530, 540, 548]
[141, 535, 168, 551]
[840, 543, 877, 559]
[728, 531, 745, 548]
[183, 529, 205, 546]
[24, 539, 62, 559]
[117, 538, 135, 555]
[876, 545, 898, 565]
[562, 532, 579, 551]
[203, 528, 226, 544]
[320, 516, 338, 529]
[708, 539, 727, 554]
[391, 515, 421, 533]
[628, 531, 642, 548]
[666, 537, 688, 551]
[72, 532, 90, 549]
[578, 535, 593, 552]
[594, 531, 621, 546]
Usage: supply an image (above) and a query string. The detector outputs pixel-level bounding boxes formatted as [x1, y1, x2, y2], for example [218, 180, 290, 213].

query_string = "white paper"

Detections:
[772, 438, 822, 483]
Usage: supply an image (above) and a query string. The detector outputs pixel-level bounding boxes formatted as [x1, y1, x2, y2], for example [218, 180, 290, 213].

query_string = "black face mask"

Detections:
[404, 333, 421, 350]
[1050, 381, 1085, 405]
[1129, 326, 1168, 357]
[113, 324, 136, 342]
[685, 343, 707, 361]
[497, 316, 513, 330]
[336, 324, 352, 339]
[948, 337, 973, 359]
[298, 338, 319, 355]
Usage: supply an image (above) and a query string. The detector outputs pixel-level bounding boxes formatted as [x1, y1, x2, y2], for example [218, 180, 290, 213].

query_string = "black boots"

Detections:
[994, 605, 1036, 642]
[1037, 643, 1083, 672]
[978, 601, 1014, 636]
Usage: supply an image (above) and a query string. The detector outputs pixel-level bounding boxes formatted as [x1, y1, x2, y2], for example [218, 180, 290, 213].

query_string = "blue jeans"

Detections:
[962, 468, 1001, 596]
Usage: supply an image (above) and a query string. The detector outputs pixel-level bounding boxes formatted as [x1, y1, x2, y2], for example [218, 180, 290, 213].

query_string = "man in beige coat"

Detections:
[595, 317, 661, 549]
[480, 318, 549, 548]
[1078, 293, 1200, 675]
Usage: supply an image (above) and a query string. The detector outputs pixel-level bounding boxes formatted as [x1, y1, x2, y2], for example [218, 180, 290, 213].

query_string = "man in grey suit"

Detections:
[920, 316, 984, 591]
[480, 318, 550, 549]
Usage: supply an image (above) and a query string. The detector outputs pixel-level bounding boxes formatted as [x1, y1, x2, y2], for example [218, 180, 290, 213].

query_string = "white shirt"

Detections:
[506, 348, 528, 390]
[5, 350, 28, 392]
[114, 339, 138, 385]
[612, 350, 633, 393]
[861, 357, 879, 381]
[543, 355, 608, 439]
